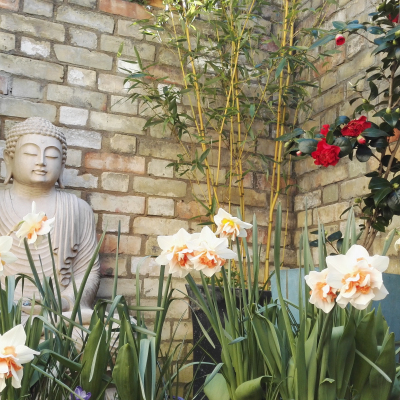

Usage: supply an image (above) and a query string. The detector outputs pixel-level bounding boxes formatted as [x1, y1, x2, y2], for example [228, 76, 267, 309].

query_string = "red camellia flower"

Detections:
[389, 14, 399, 23]
[311, 139, 341, 167]
[320, 124, 330, 136]
[341, 116, 371, 137]
[335, 34, 346, 46]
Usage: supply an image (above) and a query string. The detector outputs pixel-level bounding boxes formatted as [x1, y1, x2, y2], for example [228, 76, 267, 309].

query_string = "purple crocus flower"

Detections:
[70, 386, 91, 400]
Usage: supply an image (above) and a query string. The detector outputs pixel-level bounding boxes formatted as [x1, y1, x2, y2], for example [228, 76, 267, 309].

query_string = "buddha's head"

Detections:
[4, 117, 67, 189]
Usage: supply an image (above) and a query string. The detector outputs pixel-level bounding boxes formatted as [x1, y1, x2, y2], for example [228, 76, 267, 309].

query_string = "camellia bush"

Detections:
[282, 0, 400, 251]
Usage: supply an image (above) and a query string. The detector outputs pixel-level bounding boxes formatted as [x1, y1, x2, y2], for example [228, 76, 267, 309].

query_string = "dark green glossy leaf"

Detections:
[333, 21, 347, 30]
[298, 139, 318, 155]
[356, 145, 372, 162]
[363, 128, 389, 138]
[383, 206, 394, 221]
[372, 222, 386, 232]
[383, 111, 400, 127]
[369, 81, 379, 101]
[347, 23, 367, 30]
[368, 26, 385, 35]
[369, 177, 391, 190]
[387, 189, 400, 212]
[371, 41, 391, 55]
[275, 128, 304, 141]
[309, 34, 336, 50]
[365, 171, 379, 177]
[373, 186, 392, 205]
[334, 115, 350, 127]
[334, 136, 353, 158]
[327, 231, 342, 242]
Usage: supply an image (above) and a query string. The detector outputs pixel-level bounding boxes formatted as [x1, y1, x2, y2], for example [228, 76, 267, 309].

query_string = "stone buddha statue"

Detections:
[0, 117, 100, 318]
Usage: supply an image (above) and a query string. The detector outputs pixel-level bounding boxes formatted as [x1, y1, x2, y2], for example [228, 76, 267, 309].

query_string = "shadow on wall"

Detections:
[271, 270, 400, 341]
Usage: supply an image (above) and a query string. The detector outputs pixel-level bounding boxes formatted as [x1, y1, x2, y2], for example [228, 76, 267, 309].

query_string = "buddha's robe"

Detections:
[0, 189, 100, 310]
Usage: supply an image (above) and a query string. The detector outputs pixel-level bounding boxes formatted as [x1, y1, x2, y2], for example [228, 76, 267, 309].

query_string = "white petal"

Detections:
[11, 366, 23, 389]
[326, 254, 352, 275]
[157, 236, 174, 251]
[1, 252, 18, 265]
[345, 245, 370, 263]
[0, 236, 13, 253]
[0, 325, 26, 349]
[369, 255, 389, 273]
[373, 284, 389, 301]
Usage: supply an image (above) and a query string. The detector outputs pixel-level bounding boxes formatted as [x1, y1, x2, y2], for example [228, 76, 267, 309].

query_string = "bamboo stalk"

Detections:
[263, 0, 291, 282]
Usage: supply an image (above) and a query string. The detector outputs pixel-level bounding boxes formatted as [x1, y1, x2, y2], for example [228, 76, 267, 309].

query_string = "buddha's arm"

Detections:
[61, 200, 100, 311]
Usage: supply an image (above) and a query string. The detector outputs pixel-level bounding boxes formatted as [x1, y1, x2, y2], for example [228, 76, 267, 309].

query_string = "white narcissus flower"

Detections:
[214, 208, 252, 241]
[155, 228, 199, 278]
[15, 202, 55, 246]
[0, 325, 39, 392]
[187, 226, 238, 277]
[326, 245, 389, 310]
[0, 236, 18, 275]
[305, 269, 337, 313]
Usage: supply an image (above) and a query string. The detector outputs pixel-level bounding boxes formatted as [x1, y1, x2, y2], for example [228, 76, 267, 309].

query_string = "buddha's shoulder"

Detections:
[56, 190, 93, 214]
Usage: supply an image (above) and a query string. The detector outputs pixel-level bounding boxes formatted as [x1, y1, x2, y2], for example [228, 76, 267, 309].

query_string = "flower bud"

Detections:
[377, 3, 385, 11]
[386, 107, 392, 114]
[354, 198, 362, 204]
[396, 30, 400, 38]
[362, 99, 369, 104]
[396, 108, 400, 113]
[393, 40, 398, 45]
[335, 34, 346, 46]
[393, 183, 400, 189]
[357, 135, 366, 145]
[296, 150, 303, 156]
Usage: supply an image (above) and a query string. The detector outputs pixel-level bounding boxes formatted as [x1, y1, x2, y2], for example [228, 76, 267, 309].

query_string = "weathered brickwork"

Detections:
[294, 0, 400, 273]
[0, 0, 279, 386]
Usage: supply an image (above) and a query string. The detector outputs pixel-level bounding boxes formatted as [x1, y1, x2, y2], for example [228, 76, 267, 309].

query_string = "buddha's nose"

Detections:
[37, 152, 46, 166]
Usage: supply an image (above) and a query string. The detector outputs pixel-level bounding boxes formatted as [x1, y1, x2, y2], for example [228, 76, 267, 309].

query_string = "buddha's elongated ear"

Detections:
[3, 151, 13, 184]
[57, 164, 65, 189]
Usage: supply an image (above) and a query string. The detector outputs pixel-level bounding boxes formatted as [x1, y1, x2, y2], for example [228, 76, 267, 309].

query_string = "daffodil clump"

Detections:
[155, 208, 251, 277]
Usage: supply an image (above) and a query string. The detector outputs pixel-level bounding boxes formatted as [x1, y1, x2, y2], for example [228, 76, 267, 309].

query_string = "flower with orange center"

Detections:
[155, 228, 199, 278]
[326, 245, 389, 310]
[0, 325, 39, 392]
[214, 208, 252, 241]
[187, 226, 237, 277]
[15, 202, 55, 246]
[305, 269, 337, 313]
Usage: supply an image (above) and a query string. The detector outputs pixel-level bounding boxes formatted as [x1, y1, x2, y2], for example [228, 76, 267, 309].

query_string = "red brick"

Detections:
[0, 0, 19, 11]
[85, 152, 145, 174]
[314, 46, 345, 77]
[100, 234, 141, 255]
[176, 200, 205, 220]
[99, 0, 151, 19]
[146, 65, 184, 86]
[255, 174, 294, 192]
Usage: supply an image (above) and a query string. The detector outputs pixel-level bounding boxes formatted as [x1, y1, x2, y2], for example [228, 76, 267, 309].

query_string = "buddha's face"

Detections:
[9, 134, 64, 187]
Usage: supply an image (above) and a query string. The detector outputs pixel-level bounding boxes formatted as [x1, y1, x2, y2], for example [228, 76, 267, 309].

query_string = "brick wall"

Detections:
[294, 0, 400, 273]
[0, 0, 281, 388]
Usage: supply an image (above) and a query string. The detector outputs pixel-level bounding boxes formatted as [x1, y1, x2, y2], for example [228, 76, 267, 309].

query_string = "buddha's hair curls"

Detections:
[5, 117, 67, 163]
